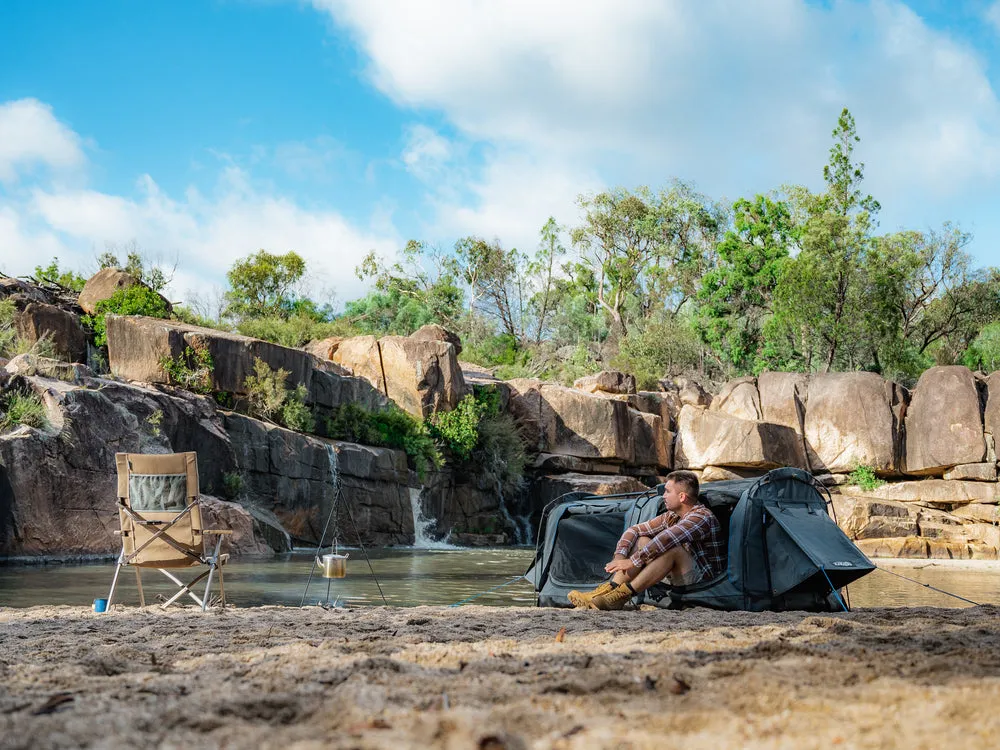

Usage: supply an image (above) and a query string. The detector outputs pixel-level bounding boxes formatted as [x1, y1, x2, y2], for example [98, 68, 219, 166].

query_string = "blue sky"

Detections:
[1, 0, 998, 312]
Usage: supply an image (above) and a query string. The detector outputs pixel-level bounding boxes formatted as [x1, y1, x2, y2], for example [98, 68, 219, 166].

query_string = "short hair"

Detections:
[666, 470, 700, 503]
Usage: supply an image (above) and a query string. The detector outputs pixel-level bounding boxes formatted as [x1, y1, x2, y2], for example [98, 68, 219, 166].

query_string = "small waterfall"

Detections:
[409, 488, 455, 549]
[325, 443, 339, 496]
[495, 481, 532, 545]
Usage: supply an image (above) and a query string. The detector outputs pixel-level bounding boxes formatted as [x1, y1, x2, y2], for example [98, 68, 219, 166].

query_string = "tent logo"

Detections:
[831, 561, 853, 567]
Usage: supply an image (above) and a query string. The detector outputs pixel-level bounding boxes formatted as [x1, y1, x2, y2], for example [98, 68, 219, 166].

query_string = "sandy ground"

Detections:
[2, 604, 999, 749]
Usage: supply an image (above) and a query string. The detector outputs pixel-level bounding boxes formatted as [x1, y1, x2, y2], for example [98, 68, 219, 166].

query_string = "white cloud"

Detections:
[316, 0, 1000, 232]
[0, 102, 400, 309]
[0, 99, 86, 183]
[401, 124, 453, 181]
[987, 2, 1000, 35]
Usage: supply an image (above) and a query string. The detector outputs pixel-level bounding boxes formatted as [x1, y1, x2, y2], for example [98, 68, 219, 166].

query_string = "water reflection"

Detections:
[1, 550, 997, 610]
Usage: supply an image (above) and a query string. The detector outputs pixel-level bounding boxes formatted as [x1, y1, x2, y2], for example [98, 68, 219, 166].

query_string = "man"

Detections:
[568, 470, 724, 610]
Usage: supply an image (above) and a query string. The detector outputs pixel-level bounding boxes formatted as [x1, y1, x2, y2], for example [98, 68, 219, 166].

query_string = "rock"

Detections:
[813, 473, 851, 486]
[304, 337, 344, 361]
[758, 372, 809, 432]
[224, 413, 413, 546]
[410, 324, 462, 355]
[14, 302, 87, 363]
[0, 377, 240, 557]
[802, 372, 904, 475]
[507, 381, 633, 462]
[985, 371, 1000, 450]
[574, 370, 636, 396]
[853, 536, 930, 559]
[660, 377, 713, 409]
[952, 503, 1000, 523]
[843, 479, 1000, 507]
[105, 315, 384, 415]
[943, 463, 997, 482]
[5, 354, 92, 383]
[0, 278, 51, 304]
[701, 466, 764, 482]
[331, 335, 466, 418]
[531, 473, 650, 503]
[904, 366, 986, 475]
[710, 377, 761, 420]
[914, 506, 968, 544]
[529, 454, 622, 474]
[627, 392, 674, 430]
[829, 495, 917, 539]
[673, 405, 807, 470]
[199, 495, 276, 557]
[78, 268, 170, 315]
[629, 410, 672, 470]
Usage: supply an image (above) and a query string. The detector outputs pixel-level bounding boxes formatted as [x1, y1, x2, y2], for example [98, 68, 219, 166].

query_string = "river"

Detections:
[2, 548, 998, 609]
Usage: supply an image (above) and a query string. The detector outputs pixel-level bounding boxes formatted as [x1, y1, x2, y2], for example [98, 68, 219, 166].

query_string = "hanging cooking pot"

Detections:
[317, 552, 349, 579]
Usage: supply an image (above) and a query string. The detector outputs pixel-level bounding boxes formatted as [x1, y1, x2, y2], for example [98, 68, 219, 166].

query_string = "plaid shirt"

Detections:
[615, 504, 725, 579]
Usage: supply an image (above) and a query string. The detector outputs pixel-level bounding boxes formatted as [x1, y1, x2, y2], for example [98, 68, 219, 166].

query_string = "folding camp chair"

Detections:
[107, 452, 231, 610]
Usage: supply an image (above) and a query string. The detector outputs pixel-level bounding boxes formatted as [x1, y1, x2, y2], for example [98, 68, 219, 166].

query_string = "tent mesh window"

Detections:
[548, 512, 625, 583]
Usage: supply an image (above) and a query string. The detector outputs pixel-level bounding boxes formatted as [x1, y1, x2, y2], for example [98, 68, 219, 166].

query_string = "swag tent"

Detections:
[526, 467, 875, 612]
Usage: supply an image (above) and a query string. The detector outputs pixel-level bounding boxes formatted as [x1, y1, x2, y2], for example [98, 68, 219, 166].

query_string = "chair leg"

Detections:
[158, 568, 208, 609]
[135, 567, 145, 607]
[107, 553, 124, 608]
[203, 536, 224, 611]
[218, 565, 226, 609]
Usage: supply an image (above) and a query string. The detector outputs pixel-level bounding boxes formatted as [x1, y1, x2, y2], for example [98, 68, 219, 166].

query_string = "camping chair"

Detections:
[107, 452, 231, 610]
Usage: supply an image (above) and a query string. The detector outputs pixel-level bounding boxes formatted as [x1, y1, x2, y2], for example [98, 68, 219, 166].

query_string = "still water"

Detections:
[1, 548, 998, 609]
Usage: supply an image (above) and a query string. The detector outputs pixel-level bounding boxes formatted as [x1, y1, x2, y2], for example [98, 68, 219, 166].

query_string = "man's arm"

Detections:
[629, 508, 715, 568]
[614, 511, 679, 559]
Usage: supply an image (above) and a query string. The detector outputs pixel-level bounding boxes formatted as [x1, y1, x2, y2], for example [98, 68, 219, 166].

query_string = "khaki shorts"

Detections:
[665, 566, 705, 587]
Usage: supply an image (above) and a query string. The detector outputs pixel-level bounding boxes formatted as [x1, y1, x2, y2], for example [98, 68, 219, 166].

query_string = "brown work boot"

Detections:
[590, 583, 634, 611]
[567, 582, 615, 608]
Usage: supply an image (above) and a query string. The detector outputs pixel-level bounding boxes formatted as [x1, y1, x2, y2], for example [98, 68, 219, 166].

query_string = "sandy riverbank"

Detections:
[2, 604, 999, 749]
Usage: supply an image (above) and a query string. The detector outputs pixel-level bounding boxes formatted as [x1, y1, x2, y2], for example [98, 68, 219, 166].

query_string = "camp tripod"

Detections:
[300, 476, 388, 607]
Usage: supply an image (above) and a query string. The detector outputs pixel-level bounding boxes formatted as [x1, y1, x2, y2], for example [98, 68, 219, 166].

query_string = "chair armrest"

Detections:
[202, 529, 234, 535]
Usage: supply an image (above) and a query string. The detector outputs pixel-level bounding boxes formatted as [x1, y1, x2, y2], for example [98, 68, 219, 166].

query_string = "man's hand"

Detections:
[604, 558, 637, 574]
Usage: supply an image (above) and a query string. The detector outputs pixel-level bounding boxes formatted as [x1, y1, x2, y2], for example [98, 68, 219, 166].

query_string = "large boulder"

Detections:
[574, 370, 636, 396]
[904, 366, 986, 475]
[331, 335, 466, 418]
[507, 380, 633, 463]
[409, 324, 462, 355]
[673, 405, 807, 470]
[0, 375, 242, 557]
[304, 336, 345, 361]
[627, 391, 674, 430]
[14, 302, 87, 363]
[78, 268, 170, 315]
[199, 496, 276, 557]
[758, 371, 808, 433]
[105, 316, 384, 413]
[802, 372, 904, 475]
[5, 354, 92, 383]
[710, 377, 761, 420]
[629, 409, 672, 471]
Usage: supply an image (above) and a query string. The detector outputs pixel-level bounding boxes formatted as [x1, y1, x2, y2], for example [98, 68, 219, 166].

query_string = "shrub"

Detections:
[848, 465, 885, 492]
[222, 471, 244, 500]
[328, 402, 442, 478]
[430, 393, 488, 460]
[146, 408, 163, 436]
[160, 345, 214, 395]
[0, 390, 48, 431]
[236, 314, 350, 348]
[243, 358, 316, 433]
[85, 285, 170, 347]
[472, 410, 526, 499]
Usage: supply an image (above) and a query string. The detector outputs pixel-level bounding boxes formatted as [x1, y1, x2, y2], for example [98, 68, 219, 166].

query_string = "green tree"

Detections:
[571, 182, 724, 335]
[696, 195, 796, 373]
[98, 240, 172, 292]
[223, 250, 307, 320]
[33, 258, 87, 292]
[526, 217, 566, 345]
[768, 108, 881, 371]
[355, 240, 464, 331]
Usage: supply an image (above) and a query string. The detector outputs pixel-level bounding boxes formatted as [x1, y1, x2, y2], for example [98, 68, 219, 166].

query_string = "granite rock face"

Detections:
[573, 370, 637, 396]
[14, 302, 88, 363]
[673, 405, 806, 470]
[802, 373, 905, 475]
[904, 366, 986, 475]
[710, 377, 761, 421]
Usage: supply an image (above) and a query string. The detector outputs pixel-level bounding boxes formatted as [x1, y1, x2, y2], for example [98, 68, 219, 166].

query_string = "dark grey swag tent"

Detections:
[527, 467, 875, 612]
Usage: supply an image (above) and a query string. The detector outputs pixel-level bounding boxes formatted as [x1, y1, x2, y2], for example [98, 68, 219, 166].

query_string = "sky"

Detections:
[1, 0, 999, 313]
